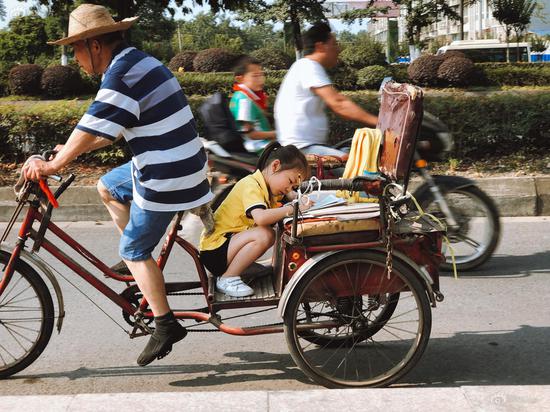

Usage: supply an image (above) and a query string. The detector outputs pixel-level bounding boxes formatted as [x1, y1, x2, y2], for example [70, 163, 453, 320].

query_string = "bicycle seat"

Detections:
[305, 154, 348, 170]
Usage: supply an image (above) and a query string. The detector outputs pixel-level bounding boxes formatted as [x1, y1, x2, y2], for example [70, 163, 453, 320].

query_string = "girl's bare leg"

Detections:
[223, 226, 275, 278]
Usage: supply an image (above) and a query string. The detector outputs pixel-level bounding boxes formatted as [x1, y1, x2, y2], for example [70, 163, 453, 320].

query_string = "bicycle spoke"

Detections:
[0, 274, 25, 306]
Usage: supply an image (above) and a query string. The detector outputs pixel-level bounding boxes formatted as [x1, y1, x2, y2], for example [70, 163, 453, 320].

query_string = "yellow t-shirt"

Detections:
[199, 170, 280, 251]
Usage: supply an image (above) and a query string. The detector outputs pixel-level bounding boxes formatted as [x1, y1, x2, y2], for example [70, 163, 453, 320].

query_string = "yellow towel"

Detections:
[337, 128, 382, 203]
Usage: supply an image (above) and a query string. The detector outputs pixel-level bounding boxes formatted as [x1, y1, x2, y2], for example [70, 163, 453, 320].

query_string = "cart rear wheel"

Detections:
[297, 292, 399, 348]
[284, 250, 431, 388]
[0, 251, 54, 379]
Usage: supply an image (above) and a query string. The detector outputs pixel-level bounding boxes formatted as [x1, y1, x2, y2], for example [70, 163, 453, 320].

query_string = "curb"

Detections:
[0, 386, 549, 411]
[1, 176, 549, 222]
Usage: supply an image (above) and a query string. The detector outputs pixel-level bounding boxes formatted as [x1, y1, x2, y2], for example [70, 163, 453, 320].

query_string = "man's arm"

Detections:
[313, 85, 378, 127]
[23, 129, 116, 180]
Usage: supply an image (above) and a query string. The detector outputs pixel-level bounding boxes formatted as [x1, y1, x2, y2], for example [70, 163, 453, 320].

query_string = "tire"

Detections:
[418, 185, 500, 271]
[297, 293, 399, 348]
[284, 250, 431, 388]
[0, 251, 54, 379]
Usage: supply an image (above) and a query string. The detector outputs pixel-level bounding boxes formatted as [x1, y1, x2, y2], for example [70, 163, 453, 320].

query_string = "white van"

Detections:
[436, 39, 531, 63]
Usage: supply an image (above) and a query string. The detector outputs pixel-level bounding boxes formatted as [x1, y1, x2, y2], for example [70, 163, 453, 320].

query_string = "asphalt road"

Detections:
[0, 217, 549, 395]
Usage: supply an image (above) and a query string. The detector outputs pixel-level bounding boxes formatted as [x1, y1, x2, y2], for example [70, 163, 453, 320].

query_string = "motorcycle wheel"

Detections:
[418, 185, 500, 271]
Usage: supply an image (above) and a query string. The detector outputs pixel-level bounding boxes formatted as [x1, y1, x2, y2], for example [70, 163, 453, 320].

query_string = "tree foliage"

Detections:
[172, 12, 282, 55]
[0, 14, 50, 64]
[340, 0, 460, 47]
[239, 0, 328, 56]
[490, 0, 537, 62]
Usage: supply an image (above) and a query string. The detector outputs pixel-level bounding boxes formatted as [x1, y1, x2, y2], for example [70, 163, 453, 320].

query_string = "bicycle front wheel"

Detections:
[284, 250, 431, 388]
[0, 251, 54, 379]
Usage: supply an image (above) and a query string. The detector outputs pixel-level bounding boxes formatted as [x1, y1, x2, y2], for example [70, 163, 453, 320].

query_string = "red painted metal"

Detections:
[44, 219, 135, 283]
[0, 207, 36, 296]
[39, 237, 136, 314]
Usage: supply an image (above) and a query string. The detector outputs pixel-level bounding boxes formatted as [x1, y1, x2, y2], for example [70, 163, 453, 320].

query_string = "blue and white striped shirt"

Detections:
[77, 45, 213, 212]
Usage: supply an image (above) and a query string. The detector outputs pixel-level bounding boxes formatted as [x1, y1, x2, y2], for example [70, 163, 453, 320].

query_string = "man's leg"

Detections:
[119, 202, 186, 366]
[124, 258, 169, 315]
[98, 180, 130, 234]
[97, 162, 133, 234]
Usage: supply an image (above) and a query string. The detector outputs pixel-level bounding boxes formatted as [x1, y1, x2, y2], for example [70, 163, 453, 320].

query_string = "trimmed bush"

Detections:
[8, 64, 43, 95]
[168, 51, 197, 72]
[388, 64, 410, 83]
[328, 91, 550, 159]
[328, 63, 358, 91]
[437, 56, 475, 85]
[440, 50, 467, 60]
[1, 91, 549, 163]
[407, 54, 443, 86]
[250, 47, 293, 70]
[134, 64, 550, 97]
[174, 70, 286, 96]
[340, 40, 386, 69]
[0, 61, 15, 97]
[357, 65, 392, 89]
[193, 48, 237, 72]
[477, 63, 550, 86]
[41, 65, 82, 98]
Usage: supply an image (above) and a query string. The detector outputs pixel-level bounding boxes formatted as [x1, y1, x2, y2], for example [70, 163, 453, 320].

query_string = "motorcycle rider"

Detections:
[274, 22, 378, 156]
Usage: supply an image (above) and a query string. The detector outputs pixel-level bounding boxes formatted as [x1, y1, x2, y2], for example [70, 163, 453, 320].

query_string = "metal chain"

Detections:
[167, 291, 204, 296]
[384, 197, 394, 279]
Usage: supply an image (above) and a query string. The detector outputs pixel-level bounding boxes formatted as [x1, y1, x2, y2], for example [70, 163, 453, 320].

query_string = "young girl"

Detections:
[199, 143, 311, 297]
[229, 56, 276, 154]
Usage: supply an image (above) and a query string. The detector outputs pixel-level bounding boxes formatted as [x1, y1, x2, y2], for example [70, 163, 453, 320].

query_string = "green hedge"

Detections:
[1, 91, 548, 164]
[2, 62, 549, 98]
[0, 101, 129, 164]
[172, 63, 550, 95]
[328, 91, 550, 158]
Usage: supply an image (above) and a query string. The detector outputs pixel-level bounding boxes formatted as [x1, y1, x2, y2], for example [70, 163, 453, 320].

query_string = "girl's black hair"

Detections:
[233, 55, 262, 77]
[257, 142, 309, 176]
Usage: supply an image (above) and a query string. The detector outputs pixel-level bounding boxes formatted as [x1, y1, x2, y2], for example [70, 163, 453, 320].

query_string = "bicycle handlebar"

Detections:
[299, 176, 385, 194]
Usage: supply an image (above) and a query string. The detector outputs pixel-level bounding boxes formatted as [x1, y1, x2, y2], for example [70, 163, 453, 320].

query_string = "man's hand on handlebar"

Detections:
[22, 151, 59, 182]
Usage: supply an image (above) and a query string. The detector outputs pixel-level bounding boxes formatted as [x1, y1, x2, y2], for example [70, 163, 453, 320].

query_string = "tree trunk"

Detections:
[289, 7, 303, 60]
[459, 0, 464, 40]
[515, 29, 521, 62]
[505, 26, 510, 63]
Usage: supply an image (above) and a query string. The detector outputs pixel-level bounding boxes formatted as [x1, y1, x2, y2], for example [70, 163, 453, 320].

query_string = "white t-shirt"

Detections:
[274, 58, 332, 148]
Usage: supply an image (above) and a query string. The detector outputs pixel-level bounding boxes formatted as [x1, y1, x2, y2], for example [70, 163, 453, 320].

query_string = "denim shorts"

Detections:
[100, 162, 176, 262]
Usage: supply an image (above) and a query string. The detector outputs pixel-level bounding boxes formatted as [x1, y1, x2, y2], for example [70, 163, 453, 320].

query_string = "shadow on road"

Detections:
[10, 325, 550, 388]
[404, 324, 550, 386]
[440, 251, 550, 278]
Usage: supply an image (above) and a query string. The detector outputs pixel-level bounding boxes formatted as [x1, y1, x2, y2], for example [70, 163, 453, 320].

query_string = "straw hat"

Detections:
[48, 4, 138, 46]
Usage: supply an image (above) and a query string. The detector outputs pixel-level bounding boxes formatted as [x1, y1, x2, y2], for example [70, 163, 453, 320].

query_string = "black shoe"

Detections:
[137, 316, 187, 367]
[110, 260, 132, 276]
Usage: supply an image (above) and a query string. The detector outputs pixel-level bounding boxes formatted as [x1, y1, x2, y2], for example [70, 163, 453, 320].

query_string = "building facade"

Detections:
[327, 0, 550, 46]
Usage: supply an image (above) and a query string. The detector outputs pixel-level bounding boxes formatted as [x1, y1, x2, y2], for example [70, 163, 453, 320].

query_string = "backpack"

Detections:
[198, 92, 247, 153]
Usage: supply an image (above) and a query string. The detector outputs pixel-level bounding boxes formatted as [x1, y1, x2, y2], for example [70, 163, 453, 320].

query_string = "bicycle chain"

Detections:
[187, 320, 285, 333]
[384, 196, 394, 279]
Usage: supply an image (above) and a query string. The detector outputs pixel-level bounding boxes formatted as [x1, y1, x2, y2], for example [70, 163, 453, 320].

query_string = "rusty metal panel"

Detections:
[377, 82, 423, 185]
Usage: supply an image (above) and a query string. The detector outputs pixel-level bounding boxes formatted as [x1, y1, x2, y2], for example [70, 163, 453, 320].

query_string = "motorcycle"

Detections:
[200, 97, 500, 272]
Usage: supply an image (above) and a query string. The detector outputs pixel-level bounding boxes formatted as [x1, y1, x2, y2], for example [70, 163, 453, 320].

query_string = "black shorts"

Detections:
[199, 235, 232, 277]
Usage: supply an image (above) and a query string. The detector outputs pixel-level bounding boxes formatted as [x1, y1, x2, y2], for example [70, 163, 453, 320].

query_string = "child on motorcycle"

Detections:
[199, 143, 311, 297]
[229, 56, 277, 154]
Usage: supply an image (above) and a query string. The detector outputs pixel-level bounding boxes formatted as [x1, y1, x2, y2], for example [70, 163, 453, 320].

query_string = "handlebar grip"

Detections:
[54, 174, 75, 199]
[38, 179, 59, 208]
[299, 176, 385, 193]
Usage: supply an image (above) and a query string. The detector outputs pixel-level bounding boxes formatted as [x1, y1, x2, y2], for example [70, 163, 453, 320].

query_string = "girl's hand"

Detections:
[298, 196, 314, 212]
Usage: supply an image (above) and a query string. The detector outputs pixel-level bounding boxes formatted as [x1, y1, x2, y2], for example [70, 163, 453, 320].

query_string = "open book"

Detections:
[306, 192, 347, 212]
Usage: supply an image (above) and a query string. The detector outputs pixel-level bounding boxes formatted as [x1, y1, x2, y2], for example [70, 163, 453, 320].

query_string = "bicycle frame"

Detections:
[1, 194, 344, 337]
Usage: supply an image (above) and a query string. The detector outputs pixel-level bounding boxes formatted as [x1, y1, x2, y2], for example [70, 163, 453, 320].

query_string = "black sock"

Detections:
[154, 311, 176, 325]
